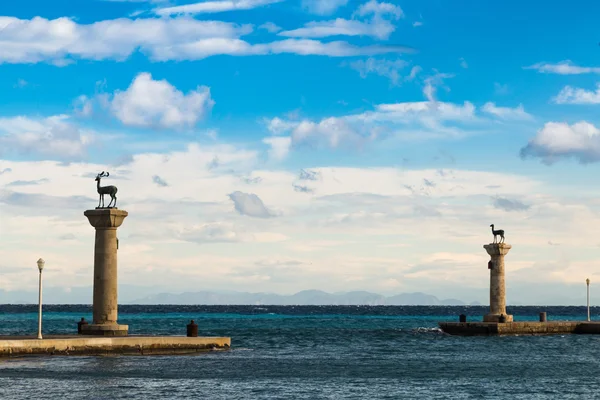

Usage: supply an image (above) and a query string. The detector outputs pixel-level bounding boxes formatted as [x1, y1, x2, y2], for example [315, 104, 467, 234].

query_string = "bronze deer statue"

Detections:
[490, 224, 505, 243]
[95, 171, 118, 208]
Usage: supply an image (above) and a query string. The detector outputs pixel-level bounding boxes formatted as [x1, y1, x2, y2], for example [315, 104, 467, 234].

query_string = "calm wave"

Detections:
[0, 305, 598, 399]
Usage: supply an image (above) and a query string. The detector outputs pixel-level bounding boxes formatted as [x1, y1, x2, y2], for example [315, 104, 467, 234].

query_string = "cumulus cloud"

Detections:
[263, 136, 292, 161]
[0, 16, 412, 64]
[155, 0, 282, 16]
[481, 102, 533, 120]
[110, 72, 214, 129]
[228, 191, 274, 217]
[266, 117, 299, 134]
[520, 121, 600, 164]
[293, 117, 372, 148]
[302, 0, 348, 15]
[524, 60, 600, 75]
[553, 83, 600, 104]
[0, 115, 92, 160]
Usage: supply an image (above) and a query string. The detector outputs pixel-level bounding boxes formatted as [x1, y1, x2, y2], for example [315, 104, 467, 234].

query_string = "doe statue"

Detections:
[95, 171, 118, 209]
[490, 224, 505, 244]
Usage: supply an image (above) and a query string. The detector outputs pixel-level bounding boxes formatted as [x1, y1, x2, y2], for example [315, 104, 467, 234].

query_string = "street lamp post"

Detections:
[36, 258, 45, 339]
[587, 278, 591, 322]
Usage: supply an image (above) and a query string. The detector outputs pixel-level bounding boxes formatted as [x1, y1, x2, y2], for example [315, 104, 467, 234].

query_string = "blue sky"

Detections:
[1, 0, 600, 304]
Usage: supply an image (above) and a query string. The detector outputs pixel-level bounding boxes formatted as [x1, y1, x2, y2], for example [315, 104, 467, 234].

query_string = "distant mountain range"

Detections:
[129, 290, 483, 306]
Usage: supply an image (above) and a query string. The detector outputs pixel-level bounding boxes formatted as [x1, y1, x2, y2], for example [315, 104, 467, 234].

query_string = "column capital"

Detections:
[483, 243, 511, 256]
[84, 209, 128, 229]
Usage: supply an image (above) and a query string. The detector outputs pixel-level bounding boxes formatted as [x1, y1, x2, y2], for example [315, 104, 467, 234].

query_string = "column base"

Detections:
[483, 314, 513, 323]
[80, 324, 129, 337]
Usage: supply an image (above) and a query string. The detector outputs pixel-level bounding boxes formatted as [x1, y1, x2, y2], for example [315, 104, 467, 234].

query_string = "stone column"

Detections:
[81, 209, 129, 336]
[483, 243, 513, 322]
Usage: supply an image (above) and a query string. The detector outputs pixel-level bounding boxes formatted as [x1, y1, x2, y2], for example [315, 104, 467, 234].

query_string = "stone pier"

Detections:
[483, 243, 513, 322]
[81, 208, 129, 336]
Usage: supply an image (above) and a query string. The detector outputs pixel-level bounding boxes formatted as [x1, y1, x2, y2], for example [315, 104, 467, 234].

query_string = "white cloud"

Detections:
[281, 0, 404, 41]
[459, 57, 468, 69]
[259, 22, 282, 33]
[265, 39, 412, 57]
[0, 16, 411, 64]
[278, 18, 396, 40]
[520, 121, 600, 164]
[353, 0, 403, 19]
[0, 115, 92, 159]
[481, 102, 533, 120]
[108, 72, 215, 129]
[302, 0, 348, 15]
[266, 117, 299, 134]
[422, 71, 454, 102]
[373, 101, 475, 121]
[407, 65, 421, 80]
[155, 0, 282, 16]
[553, 83, 600, 104]
[263, 136, 292, 161]
[524, 60, 600, 75]
[0, 16, 250, 63]
[347, 58, 408, 85]
[412, 21, 422, 27]
[228, 191, 274, 217]
[263, 98, 481, 150]
[293, 117, 370, 148]
[3, 145, 600, 302]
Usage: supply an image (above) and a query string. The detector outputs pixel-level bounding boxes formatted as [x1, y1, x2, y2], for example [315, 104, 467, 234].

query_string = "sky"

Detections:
[1, 0, 600, 305]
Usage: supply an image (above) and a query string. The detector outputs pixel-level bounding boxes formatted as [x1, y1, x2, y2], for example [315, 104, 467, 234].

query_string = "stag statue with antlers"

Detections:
[95, 171, 118, 209]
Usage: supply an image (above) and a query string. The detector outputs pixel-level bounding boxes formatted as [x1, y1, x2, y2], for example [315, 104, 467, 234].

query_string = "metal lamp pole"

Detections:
[36, 258, 45, 339]
[587, 278, 591, 322]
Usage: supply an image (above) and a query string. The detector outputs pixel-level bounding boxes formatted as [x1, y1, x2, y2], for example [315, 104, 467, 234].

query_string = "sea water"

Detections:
[0, 305, 599, 399]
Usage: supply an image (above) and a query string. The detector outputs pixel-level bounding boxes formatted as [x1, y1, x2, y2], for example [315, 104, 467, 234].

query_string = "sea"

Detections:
[0, 305, 599, 399]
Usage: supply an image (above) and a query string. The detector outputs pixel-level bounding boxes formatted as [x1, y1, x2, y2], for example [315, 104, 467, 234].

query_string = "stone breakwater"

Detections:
[0, 336, 231, 357]
[439, 321, 600, 336]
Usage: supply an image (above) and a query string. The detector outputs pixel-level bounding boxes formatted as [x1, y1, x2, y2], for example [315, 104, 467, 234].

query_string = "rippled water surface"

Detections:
[1, 305, 600, 399]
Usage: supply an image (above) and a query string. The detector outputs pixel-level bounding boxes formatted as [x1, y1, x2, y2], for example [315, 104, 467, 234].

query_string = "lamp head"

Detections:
[37, 258, 45, 272]
[587, 278, 591, 285]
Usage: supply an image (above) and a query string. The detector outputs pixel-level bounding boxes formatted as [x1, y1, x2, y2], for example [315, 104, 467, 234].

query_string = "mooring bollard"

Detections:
[77, 317, 88, 334]
[187, 320, 198, 337]
[539, 312, 547, 322]
[459, 314, 467, 323]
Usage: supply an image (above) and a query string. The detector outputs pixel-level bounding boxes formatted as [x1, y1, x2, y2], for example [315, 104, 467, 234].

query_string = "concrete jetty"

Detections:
[439, 239, 600, 336]
[439, 321, 600, 336]
[0, 335, 230, 357]
[0, 200, 232, 356]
